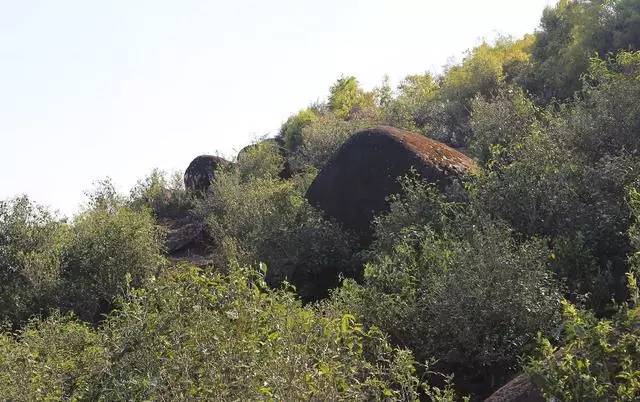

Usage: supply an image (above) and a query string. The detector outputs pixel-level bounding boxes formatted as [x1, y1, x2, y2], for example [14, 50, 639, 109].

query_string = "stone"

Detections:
[484, 374, 544, 402]
[184, 155, 229, 193]
[306, 126, 475, 244]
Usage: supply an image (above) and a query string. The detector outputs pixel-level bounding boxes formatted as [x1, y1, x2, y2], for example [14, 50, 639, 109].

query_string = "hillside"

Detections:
[2, 1, 640, 400]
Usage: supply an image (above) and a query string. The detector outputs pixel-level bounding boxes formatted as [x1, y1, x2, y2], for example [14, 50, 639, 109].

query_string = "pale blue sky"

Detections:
[0, 0, 557, 215]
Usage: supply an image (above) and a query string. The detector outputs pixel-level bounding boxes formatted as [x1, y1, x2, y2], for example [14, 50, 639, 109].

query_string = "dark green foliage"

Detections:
[471, 129, 634, 308]
[368, 175, 462, 255]
[336, 226, 561, 395]
[521, 185, 640, 399]
[471, 130, 584, 239]
[567, 51, 640, 160]
[471, 53, 640, 309]
[61, 184, 165, 322]
[469, 85, 541, 165]
[130, 169, 193, 220]
[0, 197, 67, 325]
[527, 283, 640, 401]
[528, 0, 640, 101]
[333, 179, 561, 395]
[195, 168, 357, 301]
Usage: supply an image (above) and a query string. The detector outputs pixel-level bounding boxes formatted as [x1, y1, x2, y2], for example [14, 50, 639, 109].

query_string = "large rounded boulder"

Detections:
[184, 155, 229, 193]
[306, 126, 475, 243]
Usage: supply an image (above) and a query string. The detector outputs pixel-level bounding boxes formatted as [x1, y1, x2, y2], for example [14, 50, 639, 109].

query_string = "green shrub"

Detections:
[439, 37, 534, 146]
[328, 76, 376, 120]
[130, 169, 193, 220]
[0, 197, 67, 325]
[382, 73, 441, 134]
[469, 54, 640, 307]
[469, 85, 540, 165]
[527, 287, 640, 401]
[236, 138, 285, 182]
[61, 185, 164, 322]
[334, 212, 561, 394]
[279, 108, 319, 152]
[0, 313, 106, 401]
[90, 264, 424, 401]
[0, 265, 466, 401]
[567, 51, 640, 161]
[471, 130, 583, 238]
[368, 175, 463, 256]
[195, 169, 356, 301]
[288, 112, 381, 172]
[527, 0, 640, 101]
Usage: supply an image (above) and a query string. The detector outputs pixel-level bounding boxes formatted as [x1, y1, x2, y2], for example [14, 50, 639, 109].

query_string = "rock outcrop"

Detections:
[306, 126, 475, 243]
[484, 374, 544, 402]
[184, 155, 229, 193]
[162, 215, 214, 268]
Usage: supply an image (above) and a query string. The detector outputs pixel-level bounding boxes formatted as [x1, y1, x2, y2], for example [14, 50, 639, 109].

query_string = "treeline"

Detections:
[2, 0, 640, 400]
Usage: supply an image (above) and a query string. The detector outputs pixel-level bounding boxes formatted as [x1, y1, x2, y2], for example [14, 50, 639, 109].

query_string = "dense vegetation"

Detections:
[2, 0, 640, 400]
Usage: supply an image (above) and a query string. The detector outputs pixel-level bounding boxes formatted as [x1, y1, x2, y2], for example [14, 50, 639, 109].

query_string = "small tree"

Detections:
[0, 197, 67, 325]
[61, 184, 164, 322]
[328, 76, 375, 119]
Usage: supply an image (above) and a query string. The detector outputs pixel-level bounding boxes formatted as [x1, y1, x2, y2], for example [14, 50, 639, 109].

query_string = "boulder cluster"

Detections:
[176, 126, 475, 266]
[183, 126, 474, 239]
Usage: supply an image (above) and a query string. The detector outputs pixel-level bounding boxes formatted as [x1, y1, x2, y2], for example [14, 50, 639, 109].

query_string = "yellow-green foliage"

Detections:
[0, 314, 107, 401]
[441, 37, 532, 103]
[0, 265, 428, 401]
[236, 139, 285, 182]
[95, 264, 424, 400]
[528, 295, 640, 401]
[280, 108, 318, 151]
[436, 36, 534, 145]
[289, 111, 382, 171]
[328, 76, 376, 119]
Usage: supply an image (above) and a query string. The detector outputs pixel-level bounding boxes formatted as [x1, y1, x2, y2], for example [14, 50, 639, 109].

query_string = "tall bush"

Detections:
[0, 197, 67, 325]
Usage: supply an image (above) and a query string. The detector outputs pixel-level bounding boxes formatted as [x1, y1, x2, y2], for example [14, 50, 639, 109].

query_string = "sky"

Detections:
[0, 0, 558, 216]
